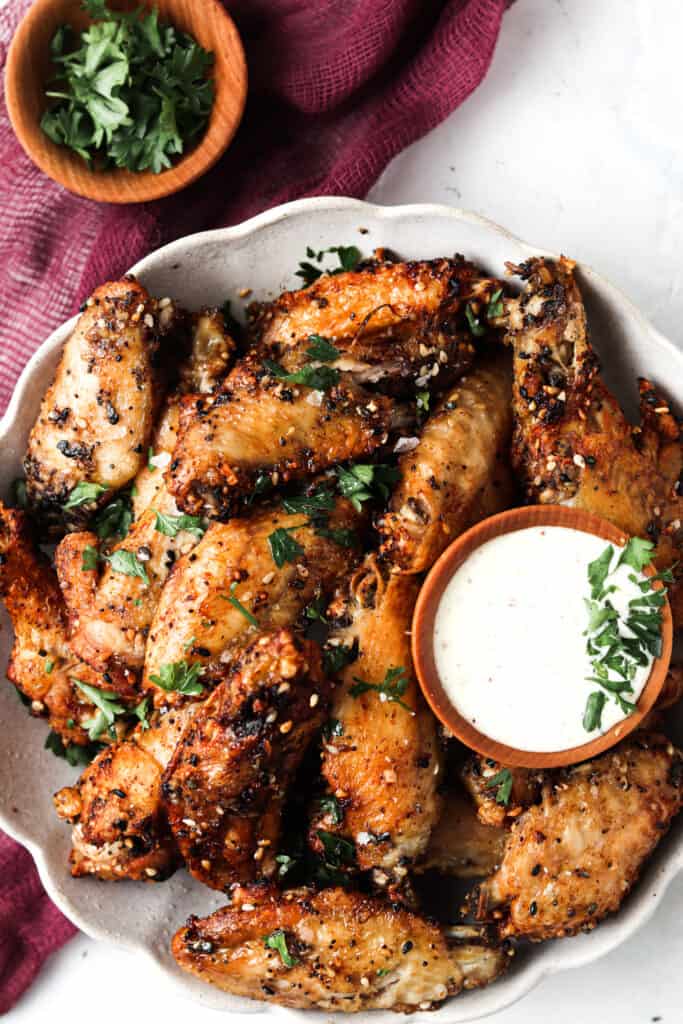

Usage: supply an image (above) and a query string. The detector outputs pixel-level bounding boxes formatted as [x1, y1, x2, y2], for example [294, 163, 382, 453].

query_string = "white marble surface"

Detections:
[11, 0, 683, 1019]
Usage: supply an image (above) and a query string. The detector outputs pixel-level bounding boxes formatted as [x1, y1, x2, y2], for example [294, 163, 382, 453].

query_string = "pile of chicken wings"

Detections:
[2, 250, 683, 1012]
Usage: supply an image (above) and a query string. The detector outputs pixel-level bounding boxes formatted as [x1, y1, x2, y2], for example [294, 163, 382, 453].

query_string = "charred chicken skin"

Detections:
[162, 630, 330, 891]
[379, 350, 514, 573]
[172, 884, 507, 1012]
[311, 557, 443, 887]
[250, 256, 503, 391]
[24, 278, 174, 532]
[474, 734, 683, 941]
[167, 355, 395, 520]
[504, 256, 683, 620]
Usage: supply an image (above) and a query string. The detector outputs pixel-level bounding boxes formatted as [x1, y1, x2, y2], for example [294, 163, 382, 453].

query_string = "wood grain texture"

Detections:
[412, 504, 673, 769]
[5, 0, 247, 203]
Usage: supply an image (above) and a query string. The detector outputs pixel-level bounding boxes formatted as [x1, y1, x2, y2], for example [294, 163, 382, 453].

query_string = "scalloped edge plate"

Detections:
[1, 197, 681, 1021]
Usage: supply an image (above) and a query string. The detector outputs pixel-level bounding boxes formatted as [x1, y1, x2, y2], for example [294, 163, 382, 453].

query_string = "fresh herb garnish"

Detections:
[133, 697, 150, 730]
[81, 545, 100, 571]
[44, 657, 55, 675]
[149, 660, 204, 696]
[44, 730, 102, 766]
[93, 491, 133, 541]
[335, 463, 399, 511]
[315, 829, 356, 866]
[153, 510, 206, 539]
[317, 794, 343, 825]
[313, 524, 359, 549]
[73, 679, 127, 740]
[484, 768, 513, 806]
[147, 447, 157, 471]
[263, 358, 340, 392]
[465, 303, 486, 338]
[321, 717, 344, 740]
[304, 595, 328, 623]
[306, 335, 341, 362]
[274, 853, 297, 879]
[486, 288, 504, 320]
[582, 538, 668, 732]
[63, 481, 107, 509]
[322, 642, 357, 676]
[416, 390, 430, 421]
[105, 549, 150, 584]
[282, 488, 335, 517]
[41, 1, 214, 174]
[268, 525, 306, 568]
[226, 581, 259, 627]
[263, 929, 299, 968]
[350, 666, 413, 713]
[296, 245, 361, 285]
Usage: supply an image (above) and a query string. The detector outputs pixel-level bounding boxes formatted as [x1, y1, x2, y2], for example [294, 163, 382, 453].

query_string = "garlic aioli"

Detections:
[433, 526, 656, 752]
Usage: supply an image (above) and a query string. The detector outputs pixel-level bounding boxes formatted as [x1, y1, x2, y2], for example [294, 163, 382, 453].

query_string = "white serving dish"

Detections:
[0, 197, 681, 1021]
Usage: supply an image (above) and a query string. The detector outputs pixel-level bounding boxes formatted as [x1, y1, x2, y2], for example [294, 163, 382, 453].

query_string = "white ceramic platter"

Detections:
[1, 197, 682, 1021]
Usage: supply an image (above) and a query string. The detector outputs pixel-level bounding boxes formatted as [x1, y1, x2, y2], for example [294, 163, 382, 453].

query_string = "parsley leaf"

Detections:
[583, 690, 606, 732]
[263, 358, 340, 392]
[153, 510, 206, 539]
[322, 642, 357, 676]
[226, 581, 259, 627]
[318, 795, 342, 825]
[315, 829, 356, 866]
[335, 463, 399, 511]
[304, 595, 328, 623]
[486, 288, 505, 319]
[306, 335, 341, 362]
[617, 536, 656, 573]
[81, 545, 100, 571]
[465, 303, 487, 338]
[295, 245, 361, 285]
[133, 697, 151, 730]
[149, 660, 204, 696]
[268, 526, 305, 568]
[72, 678, 126, 740]
[44, 730, 102, 766]
[484, 768, 513, 806]
[313, 524, 359, 549]
[93, 491, 133, 541]
[282, 488, 335, 517]
[63, 481, 107, 509]
[105, 549, 150, 585]
[263, 929, 299, 968]
[350, 666, 413, 713]
[587, 544, 614, 599]
[321, 717, 343, 740]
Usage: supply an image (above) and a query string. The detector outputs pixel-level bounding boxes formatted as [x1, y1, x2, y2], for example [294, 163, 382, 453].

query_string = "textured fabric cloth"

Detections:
[0, 0, 508, 1009]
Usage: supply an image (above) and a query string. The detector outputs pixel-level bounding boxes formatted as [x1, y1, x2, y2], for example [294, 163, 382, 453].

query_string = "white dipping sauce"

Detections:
[433, 526, 654, 752]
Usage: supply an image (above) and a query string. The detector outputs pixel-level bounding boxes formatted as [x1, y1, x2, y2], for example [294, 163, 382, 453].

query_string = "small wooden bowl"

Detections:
[5, 0, 247, 203]
[412, 505, 673, 769]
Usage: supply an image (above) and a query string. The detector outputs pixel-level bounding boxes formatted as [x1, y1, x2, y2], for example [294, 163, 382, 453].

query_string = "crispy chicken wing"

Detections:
[474, 734, 683, 941]
[167, 355, 395, 520]
[418, 789, 506, 879]
[53, 313, 236, 690]
[53, 701, 197, 880]
[162, 630, 330, 890]
[311, 558, 443, 886]
[172, 884, 507, 1012]
[0, 502, 127, 745]
[505, 257, 683, 617]
[24, 278, 176, 532]
[250, 256, 503, 390]
[144, 498, 363, 704]
[379, 351, 514, 573]
[461, 756, 543, 828]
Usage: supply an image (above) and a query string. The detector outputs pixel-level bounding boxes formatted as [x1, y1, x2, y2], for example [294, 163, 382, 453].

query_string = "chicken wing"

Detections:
[172, 884, 507, 1012]
[24, 278, 176, 532]
[53, 312, 236, 691]
[250, 256, 503, 390]
[310, 557, 443, 887]
[504, 257, 683, 617]
[53, 701, 197, 880]
[162, 630, 330, 890]
[143, 498, 363, 704]
[378, 351, 514, 573]
[461, 756, 543, 828]
[474, 734, 683, 941]
[0, 502, 128, 746]
[417, 789, 506, 878]
[167, 355, 395, 520]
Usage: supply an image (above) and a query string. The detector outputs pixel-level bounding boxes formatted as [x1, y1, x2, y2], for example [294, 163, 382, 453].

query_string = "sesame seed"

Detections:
[310, 693, 319, 708]
[262, 572, 275, 585]
[145, 867, 158, 877]
[573, 453, 586, 468]
[144, 313, 155, 328]
[280, 720, 293, 734]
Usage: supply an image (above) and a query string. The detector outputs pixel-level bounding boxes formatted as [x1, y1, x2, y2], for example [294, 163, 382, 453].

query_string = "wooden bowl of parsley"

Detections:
[5, 0, 247, 203]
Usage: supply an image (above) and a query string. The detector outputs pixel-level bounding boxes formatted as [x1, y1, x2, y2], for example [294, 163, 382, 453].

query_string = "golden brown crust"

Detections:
[172, 884, 507, 1012]
[162, 630, 330, 890]
[461, 756, 543, 828]
[475, 734, 683, 940]
[379, 351, 514, 573]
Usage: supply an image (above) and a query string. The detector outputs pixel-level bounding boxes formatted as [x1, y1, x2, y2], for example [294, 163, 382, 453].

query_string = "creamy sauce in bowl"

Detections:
[433, 526, 659, 753]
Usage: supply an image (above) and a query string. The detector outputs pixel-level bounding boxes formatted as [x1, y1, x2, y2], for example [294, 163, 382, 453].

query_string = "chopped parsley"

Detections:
[313, 524, 359, 549]
[81, 543, 149, 583]
[153, 510, 206, 539]
[321, 717, 344, 740]
[335, 463, 399, 511]
[465, 302, 486, 338]
[44, 730, 102, 766]
[81, 545, 100, 571]
[322, 642, 357, 676]
[263, 929, 299, 968]
[147, 447, 157, 471]
[306, 335, 341, 362]
[226, 581, 259, 627]
[315, 829, 356, 867]
[263, 358, 340, 392]
[317, 794, 342, 825]
[133, 696, 151, 730]
[93, 491, 133, 541]
[350, 665, 413, 713]
[44, 657, 55, 675]
[282, 487, 335, 517]
[149, 660, 204, 696]
[304, 595, 328, 623]
[268, 525, 306, 567]
[41, 1, 214, 174]
[295, 245, 361, 285]
[486, 287, 504, 320]
[72, 678, 127, 740]
[63, 481, 107, 509]
[416, 390, 430, 422]
[484, 768, 513, 806]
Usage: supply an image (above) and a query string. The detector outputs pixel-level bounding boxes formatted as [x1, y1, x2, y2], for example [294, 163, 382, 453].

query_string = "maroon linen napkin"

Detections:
[0, 0, 508, 1009]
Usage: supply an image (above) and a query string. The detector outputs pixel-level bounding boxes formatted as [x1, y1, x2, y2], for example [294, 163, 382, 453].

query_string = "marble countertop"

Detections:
[13, 0, 682, 1020]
